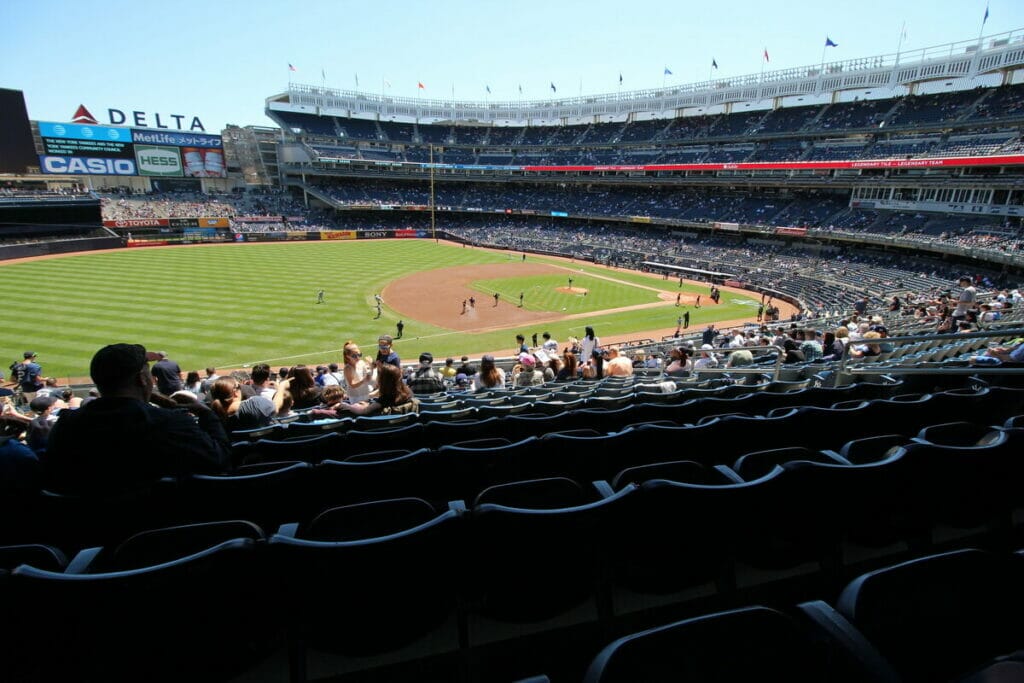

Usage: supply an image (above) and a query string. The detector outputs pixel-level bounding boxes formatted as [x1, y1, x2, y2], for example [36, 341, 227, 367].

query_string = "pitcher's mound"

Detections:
[556, 286, 588, 295]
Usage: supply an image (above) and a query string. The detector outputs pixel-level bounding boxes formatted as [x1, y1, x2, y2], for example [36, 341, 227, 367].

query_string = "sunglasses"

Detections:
[349, 352, 362, 358]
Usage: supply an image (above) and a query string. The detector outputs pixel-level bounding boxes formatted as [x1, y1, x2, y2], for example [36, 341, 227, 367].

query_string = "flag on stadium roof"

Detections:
[518, 84, 523, 95]
[983, 3, 989, 25]
[550, 82, 556, 92]
[355, 73, 359, 87]
[763, 48, 770, 62]
[619, 73, 623, 84]
[825, 36, 838, 47]
[288, 63, 297, 72]
[418, 81, 425, 89]
[712, 58, 718, 69]
[486, 85, 491, 94]
[663, 66, 673, 75]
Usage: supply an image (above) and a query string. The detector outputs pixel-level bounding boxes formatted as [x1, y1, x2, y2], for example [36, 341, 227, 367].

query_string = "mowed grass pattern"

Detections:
[0, 241, 759, 378]
[473, 274, 657, 313]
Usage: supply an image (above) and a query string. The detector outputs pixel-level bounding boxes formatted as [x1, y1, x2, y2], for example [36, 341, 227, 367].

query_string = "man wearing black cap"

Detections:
[406, 352, 445, 394]
[150, 350, 184, 395]
[44, 343, 229, 494]
[18, 351, 43, 403]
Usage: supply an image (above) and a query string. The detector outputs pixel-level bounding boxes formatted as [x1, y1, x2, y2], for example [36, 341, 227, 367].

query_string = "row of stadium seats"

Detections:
[271, 84, 1024, 146]
[6, 430, 1024, 682]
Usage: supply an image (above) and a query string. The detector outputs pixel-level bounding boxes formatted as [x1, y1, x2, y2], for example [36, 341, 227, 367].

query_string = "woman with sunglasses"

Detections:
[342, 340, 376, 403]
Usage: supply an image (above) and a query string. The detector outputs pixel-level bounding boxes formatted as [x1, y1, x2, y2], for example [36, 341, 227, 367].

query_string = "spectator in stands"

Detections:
[199, 367, 220, 399]
[209, 377, 242, 423]
[581, 327, 600, 365]
[542, 354, 560, 382]
[800, 328, 823, 361]
[441, 358, 458, 382]
[317, 385, 346, 410]
[782, 339, 806, 363]
[183, 370, 203, 396]
[0, 416, 40, 494]
[726, 348, 754, 368]
[248, 363, 276, 400]
[974, 340, 1024, 365]
[820, 330, 846, 361]
[603, 347, 634, 377]
[342, 341, 375, 403]
[473, 355, 506, 392]
[849, 331, 883, 358]
[457, 355, 477, 377]
[513, 354, 546, 387]
[273, 365, 322, 415]
[336, 363, 418, 416]
[407, 352, 446, 394]
[582, 350, 604, 379]
[555, 352, 579, 381]
[233, 396, 277, 432]
[18, 352, 44, 403]
[665, 347, 693, 376]
[376, 334, 401, 368]
[43, 343, 229, 494]
[694, 344, 719, 369]
[151, 351, 183, 395]
[953, 275, 978, 321]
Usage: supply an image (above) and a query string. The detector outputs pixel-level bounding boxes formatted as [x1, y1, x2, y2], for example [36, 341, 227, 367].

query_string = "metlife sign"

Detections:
[131, 130, 222, 149]
[135, 145, 183, 177]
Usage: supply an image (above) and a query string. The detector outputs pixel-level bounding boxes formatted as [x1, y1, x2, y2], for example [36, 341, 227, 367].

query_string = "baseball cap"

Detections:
[30, 395, 57, 412]
[455, 372, 469, 385]
[482, 354, 495, 363]
[378, 334, 393, 344]
[90, 343, 148, 392]
[419, 352, 433, 364]
[700, 344, 715, 351]
[23, 351, 36, 359]
[521, 355, 536, 367]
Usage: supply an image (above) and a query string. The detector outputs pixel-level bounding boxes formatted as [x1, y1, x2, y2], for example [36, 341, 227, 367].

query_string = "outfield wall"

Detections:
[0, 236, 122, 260]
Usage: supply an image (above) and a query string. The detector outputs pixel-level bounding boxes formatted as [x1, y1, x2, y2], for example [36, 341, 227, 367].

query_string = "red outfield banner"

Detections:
[520, 154, 1024, 173]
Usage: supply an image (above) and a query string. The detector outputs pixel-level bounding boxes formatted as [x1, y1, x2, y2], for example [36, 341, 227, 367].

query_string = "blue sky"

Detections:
[2, 0, 1021, 133]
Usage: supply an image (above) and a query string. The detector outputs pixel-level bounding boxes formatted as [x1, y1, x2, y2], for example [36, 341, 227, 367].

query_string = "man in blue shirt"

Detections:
[18, 351, 43, 402]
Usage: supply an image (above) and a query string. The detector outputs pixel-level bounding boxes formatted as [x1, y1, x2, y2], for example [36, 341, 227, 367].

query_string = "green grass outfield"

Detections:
[0, 240, 758, 378]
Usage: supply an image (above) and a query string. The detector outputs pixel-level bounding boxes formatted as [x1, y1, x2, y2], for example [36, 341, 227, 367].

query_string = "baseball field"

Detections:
[0, 239, 776, 378]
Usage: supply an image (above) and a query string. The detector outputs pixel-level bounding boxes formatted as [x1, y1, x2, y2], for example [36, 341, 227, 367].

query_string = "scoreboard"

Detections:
[39, 121, 226, 177]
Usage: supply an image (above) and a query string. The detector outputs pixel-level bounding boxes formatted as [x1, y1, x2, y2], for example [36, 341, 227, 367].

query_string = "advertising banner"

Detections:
[39, 155, 136, 175]
[181, 147, 226, 178]
[130, 129, 222, 149]
[394, 229, 419, 238]
[775, 227, 808, 236]
[320, 230, 358, 240]
[198, 217, 230, 228]
[42, 136, 134, 159]
[135, 145, 183, 177]
[286, 231, 314, 241]
[357, 230, 393, 240]
[183, 228, 217, 237]
[168, 218, 199, 228]
[38, 121, 134, 143]
[103, 218, 169, 228]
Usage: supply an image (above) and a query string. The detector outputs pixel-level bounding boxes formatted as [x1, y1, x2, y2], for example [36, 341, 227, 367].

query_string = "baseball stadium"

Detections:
[4, 15, 1024, 683]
